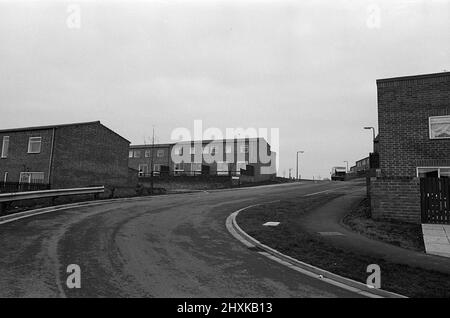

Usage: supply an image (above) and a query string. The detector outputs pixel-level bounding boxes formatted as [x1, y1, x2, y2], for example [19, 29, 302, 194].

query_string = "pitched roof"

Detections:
[0, 121, 130, 143]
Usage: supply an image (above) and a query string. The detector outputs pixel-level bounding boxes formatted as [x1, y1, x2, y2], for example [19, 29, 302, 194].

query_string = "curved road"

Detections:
[0, 181, 364, 298]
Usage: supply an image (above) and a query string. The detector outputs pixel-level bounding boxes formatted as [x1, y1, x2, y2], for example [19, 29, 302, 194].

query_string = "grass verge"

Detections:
[342, 198, 425, 252]
[236, 194, 450, 298]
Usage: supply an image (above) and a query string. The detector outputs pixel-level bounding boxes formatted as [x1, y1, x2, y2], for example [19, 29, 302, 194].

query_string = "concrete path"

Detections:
[300, 190, 450, 275]
[422, 224, 450, 258]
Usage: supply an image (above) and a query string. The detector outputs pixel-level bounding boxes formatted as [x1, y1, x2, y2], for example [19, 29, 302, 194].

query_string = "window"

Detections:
[19, 172, 45, 184]
[1, 136, 9, 158]
[225, 145, 232, 153]
[190, 163, 202, 172]
[28, 137, 42, 154]
[190, 146, 196, 154]
[429, 116, 450, 139]
[217, 162, 229, 173]
[240, 144, 249, 153]
[129, 150, 133, 158]
[157, 149, 164, 157]
[133, 150, 141, 158]
[236, 161, 247, 175]
[174, 163, 184, 171]
[138, 164, 148, 176]
[153, 164, 162, 172]
[417, 167, 450, 178]
[174, 147, 183, 155]
[145, 150, 151, 158]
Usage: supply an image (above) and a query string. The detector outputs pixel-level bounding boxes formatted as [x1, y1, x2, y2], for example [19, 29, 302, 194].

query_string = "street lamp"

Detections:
[364, 126, 376, 152]
[296, 151, 304, 180]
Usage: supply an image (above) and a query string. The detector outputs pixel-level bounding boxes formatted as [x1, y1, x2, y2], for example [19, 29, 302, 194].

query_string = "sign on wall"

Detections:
[429, 116, 450, 139]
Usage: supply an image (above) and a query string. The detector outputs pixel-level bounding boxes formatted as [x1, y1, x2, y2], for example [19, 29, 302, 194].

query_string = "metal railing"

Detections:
[0, 186, 105, 213]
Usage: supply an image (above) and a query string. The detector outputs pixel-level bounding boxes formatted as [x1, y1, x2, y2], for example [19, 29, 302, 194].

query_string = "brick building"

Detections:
[128, 137, 277, 182]
[0, 121, 136, 192]
[128, 143, 172, 176]
[370, 71, 450, 223]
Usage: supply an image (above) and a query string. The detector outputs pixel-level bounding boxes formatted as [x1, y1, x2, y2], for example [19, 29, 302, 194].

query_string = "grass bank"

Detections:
[236, 194, 450, 298]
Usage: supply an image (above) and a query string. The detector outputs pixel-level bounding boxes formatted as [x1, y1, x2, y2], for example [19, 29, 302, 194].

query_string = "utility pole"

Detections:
[150, 127, 155, 195]
[288, 168, 292, 179]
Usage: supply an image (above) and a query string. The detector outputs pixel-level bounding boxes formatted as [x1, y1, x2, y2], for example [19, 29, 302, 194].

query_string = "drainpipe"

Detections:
[48, 128, 56, 187]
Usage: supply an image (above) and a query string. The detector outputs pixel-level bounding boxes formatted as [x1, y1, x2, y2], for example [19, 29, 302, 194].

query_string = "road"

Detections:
[0, 180, 365, 298]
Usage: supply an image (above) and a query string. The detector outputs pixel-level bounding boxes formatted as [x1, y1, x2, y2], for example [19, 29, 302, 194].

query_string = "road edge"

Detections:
[226, 203, 407, 299]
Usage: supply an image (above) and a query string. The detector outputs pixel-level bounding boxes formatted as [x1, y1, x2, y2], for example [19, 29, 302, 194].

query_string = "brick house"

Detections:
[0, 121, 136, 192]
[129, 137, 277, 182]
[370, 71, 450, 223]
[128, 143, 172, 176]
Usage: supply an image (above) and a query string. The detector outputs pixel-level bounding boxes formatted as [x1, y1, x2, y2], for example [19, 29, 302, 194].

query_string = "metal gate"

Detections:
[420, 178, 450, 224]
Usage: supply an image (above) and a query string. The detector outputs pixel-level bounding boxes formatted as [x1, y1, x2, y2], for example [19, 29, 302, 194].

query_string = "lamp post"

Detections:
[296, 151, 304, 180]
[364, 127, 376, 152]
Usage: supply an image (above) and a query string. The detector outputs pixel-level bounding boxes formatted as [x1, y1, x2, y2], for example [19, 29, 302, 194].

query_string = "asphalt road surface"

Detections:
[0, 180, 366, 298]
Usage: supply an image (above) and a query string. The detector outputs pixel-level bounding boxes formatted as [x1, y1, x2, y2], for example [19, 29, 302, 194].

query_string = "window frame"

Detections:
[157, 149, 164, 158]
[417, 166, 450, 178]
[27, 137, 42, 154]
[429, 116, 450, 140]
[1, 136, 9, 158]
[138, 164, 148, 176]
[239, 144, 249, 154]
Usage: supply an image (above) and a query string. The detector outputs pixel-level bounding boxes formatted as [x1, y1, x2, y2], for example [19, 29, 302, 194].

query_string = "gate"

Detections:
[420, 178, 450, 224]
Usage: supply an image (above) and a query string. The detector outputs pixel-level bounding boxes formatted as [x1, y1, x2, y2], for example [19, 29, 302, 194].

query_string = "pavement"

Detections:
[0, 180, 366, 298]
[422, 224, 450, 258]
[300, 191, 450, 275]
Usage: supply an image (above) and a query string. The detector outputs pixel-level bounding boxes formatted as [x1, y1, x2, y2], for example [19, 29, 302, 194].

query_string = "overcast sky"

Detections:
[0, 0, 449, 179]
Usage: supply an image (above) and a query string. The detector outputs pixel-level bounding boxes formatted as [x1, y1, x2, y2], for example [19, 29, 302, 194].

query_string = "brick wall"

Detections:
[0, 129, 54, 183]
[51, 123, 132, 189]
[377, 72, 450, 177]
[371, 72, 450, 223]
[369, 177, 421, 224]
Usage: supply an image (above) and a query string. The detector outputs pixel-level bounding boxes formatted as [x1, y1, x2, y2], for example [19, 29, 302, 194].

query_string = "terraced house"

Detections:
[0, 121, 135, 192]
[128, 137, 277, 182]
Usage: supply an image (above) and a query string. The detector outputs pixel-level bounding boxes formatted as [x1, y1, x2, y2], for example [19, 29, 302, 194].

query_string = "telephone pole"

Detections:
[150, 127, 155, 195]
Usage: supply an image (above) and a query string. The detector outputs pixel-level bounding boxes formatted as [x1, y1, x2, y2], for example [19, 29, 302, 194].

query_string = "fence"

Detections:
[420, 177, 450, 224]
[0, 182, 50, 194]
[138, 170, 253, 178]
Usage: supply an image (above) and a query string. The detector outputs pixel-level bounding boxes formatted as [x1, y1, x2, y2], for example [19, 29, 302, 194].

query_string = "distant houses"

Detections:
[128, 138, 277, 183]
[0, 121, 277, 195]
